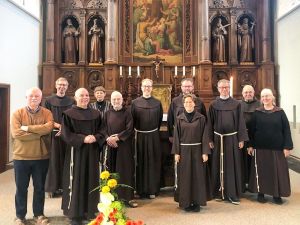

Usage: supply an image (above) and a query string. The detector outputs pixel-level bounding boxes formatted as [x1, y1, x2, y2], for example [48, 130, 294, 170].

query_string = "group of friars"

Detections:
[11, 76, 293, 225]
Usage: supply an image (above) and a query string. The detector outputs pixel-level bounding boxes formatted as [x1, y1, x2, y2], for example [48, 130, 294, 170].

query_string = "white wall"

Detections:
[277, 5, 300, 158]
[0, 0, 40, 115]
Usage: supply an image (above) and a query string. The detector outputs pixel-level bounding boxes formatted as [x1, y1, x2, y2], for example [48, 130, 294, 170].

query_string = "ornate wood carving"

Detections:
[62, 70, 79, 93]
[65, 0, 84, 9]
[238, 69, 257, 90]
[124, 0, 130, 54]
[87, 70, 105, 92]
[210, 0, 245, 8]
[212, 69, 230, 93]
[87, 0, 108, 9]
[185, 0, 191, 55]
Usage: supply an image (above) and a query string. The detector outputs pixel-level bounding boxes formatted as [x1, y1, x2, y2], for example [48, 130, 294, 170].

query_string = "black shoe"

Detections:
[228, 197, 240, 205]
[257, 193, 267, 203]
[184, 205, 194, 212]
[273, 196, 283, 205]
[192, 204, 200, 212]
[71, 218, 82, 225]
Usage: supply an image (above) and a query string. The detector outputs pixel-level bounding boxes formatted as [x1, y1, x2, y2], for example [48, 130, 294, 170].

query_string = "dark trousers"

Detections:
[14, 159, 49, 219]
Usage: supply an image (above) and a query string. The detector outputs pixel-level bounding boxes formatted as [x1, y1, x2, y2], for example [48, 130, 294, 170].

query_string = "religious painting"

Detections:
[133, 0, 183, 64]
[152, 84, 172, 113]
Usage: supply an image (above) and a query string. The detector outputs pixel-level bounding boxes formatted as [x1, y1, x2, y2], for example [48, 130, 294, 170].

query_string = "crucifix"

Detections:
[152, 56, 165, 79]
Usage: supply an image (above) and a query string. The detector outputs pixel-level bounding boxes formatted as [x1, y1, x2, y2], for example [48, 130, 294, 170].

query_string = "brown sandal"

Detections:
[35, 215, 50, 225]
[14, 218, 25, 225]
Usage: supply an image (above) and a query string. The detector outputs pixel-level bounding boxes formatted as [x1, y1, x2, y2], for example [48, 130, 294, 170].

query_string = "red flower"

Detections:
[126, 221, 133, 225]
[136, 220, 144, 225]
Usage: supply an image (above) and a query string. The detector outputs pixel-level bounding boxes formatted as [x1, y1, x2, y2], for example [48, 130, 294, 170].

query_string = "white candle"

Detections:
[183, 66, 185, 76]
[192, 66, 195, 77]
[230, 76, 233, 97]
[137, 66, 140, 77]
[175, 66, 178, 76]
[120, 66, 122, 76]
[129, 66, 131, 76]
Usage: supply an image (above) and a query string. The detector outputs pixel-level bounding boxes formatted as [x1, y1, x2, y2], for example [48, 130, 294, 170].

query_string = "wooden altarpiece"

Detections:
[41, 0, 276, 188]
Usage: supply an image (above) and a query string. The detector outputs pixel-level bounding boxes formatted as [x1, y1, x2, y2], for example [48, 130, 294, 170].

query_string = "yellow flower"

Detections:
[100, 171, 110, 179]
[101, 185, 111, 193]
[107, 179, 117, 188]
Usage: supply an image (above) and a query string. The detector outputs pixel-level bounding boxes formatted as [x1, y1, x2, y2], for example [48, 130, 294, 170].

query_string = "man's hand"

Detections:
[84, 135, 96, 144]
[54, 122, 61, 129]
[209, 142, 214, 149]
[20, 126, 28, 132]
[175, 154, 180, 163]
[239, 141, 244, 149]
[107, 135, 119, 148]
[247, 147, 254, 156]
[202, 154, 208, 162]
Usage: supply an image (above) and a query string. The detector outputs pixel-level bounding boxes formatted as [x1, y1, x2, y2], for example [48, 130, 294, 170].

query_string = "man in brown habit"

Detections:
[102, 91, 138, 208]
[61, 88, 104, 225]
[240, 85, 260, 187]
[131, 78, 163, 199]
[207, 79, 248, 205]
[44, 77, 74, 197]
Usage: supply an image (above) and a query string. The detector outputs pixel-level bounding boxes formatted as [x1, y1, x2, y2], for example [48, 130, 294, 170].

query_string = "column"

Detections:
[45, 0, 55, 63]
[199, 0, 210, 62]
[261, 0, 271, 63]
[78, 10, 86, 65]
[106, 0, 118, 63]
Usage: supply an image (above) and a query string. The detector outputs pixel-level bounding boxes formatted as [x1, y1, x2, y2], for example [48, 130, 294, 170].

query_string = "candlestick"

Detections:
[120, 66, 123, 77]
[192, 66, 195, 77]
[175, 66, 178, 76]
[137, 66, 140, 77]
[230, 76, 233, 97]
[183, 66, 185, 76]
[129, 66, 131, 77]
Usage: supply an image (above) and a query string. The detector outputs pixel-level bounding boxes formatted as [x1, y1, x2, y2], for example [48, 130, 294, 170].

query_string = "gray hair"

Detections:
[260, 88, 276, 105]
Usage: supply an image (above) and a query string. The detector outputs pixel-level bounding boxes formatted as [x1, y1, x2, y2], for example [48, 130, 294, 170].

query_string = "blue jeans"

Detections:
[14, 159, 49, 219]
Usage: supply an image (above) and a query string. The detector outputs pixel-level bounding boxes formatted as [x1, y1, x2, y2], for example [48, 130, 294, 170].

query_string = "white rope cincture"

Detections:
[254, 149, 260, 192]
[180, 143, 202, 146]
[102, 145, 108, 171]
[174, 161, 178, 190]
[68, 146, 74, 209]
[214, 131, 238, 200]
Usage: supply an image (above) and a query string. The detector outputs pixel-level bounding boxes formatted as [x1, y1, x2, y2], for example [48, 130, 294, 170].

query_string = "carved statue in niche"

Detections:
[212, 17, 229, 62]
[62, 18, 80, 64]
[238, 17, 255, 62]
[88, 18, 104, 64]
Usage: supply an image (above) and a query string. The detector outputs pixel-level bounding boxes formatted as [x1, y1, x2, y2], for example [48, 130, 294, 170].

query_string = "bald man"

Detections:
[11, 87, 54, 225]
[61, 88, 104, 225]
[102, 91, 137, 207]
[240, 85, 261, 186]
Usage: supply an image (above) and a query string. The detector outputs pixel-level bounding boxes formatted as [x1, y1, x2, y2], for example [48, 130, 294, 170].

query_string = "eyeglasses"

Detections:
[218, 86, 229, 89]
[181, 86, 193, 88]
[142, 85, 152, 88]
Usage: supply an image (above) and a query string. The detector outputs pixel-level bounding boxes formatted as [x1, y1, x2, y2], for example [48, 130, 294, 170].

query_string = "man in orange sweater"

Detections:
[11, 87, 53, 225]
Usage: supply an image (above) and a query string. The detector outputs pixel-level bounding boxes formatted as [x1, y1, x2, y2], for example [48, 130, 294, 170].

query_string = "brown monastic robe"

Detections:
[207, 97, 248, 199]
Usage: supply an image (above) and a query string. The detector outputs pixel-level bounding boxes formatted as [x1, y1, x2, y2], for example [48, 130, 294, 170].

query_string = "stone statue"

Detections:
[62, 18, 80, 63]
[238, 18, 255, 62]
[212, 18, 228, 62]
[88, 19, 104, 63]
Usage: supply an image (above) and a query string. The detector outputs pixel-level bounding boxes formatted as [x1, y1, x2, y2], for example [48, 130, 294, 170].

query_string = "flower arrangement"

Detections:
[88, 171, 144, 225]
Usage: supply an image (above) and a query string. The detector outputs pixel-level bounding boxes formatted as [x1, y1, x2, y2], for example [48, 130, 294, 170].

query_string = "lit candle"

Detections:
[175, 66, 178, 76]
[230, 76, 233, 97]
[137, 66, 140, 77]
[129, 66, 131, 77]
[120, 66, 123, 77]
[183, 66, 185, 76]
[192, 66, 195, 77]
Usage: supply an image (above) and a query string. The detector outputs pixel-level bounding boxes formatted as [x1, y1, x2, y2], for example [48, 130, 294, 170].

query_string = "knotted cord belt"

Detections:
[214, 131, 238, 200]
